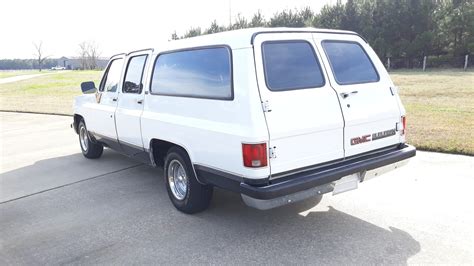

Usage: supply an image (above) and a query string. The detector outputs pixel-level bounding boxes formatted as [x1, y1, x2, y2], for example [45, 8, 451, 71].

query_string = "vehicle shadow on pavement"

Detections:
[198, 189, 421, 265]
[0, 152, 420, 265]
[0, 150, 142, 203]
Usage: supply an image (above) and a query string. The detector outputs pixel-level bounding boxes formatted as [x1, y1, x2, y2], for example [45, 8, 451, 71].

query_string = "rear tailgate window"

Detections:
[322, 41, 379, 85]
[262, 41, 325, 91]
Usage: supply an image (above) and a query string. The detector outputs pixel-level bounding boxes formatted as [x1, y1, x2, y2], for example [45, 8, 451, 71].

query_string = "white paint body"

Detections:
[73, 28, 407, 182]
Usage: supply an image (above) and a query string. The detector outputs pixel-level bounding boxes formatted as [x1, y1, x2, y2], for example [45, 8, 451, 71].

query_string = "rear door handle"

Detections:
[340, 91, 358, 99]
[137, 99, 144, 104]
[112, 97, 118, 102]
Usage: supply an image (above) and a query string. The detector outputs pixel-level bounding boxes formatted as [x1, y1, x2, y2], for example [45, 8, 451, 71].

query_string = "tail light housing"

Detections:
[242, 143, 267, 168]
[401, 116, 406, 135]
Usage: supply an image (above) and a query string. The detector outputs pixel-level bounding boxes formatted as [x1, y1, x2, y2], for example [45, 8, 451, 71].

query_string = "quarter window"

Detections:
[262, 41, 325, 91]
[151, 47, 232, 99]
[100, 58, 124, 92]
[123, 55, 147, 94]
[322, 41, 379, 85]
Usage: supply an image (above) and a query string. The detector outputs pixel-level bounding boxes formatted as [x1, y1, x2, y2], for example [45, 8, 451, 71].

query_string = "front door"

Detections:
[253, 33, 345, 175]
[115, 50, 151, 155]
[87, 55, 124, 144]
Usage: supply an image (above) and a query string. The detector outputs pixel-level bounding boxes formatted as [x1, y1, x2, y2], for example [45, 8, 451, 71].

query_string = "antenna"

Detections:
[229, 0, 232, 27]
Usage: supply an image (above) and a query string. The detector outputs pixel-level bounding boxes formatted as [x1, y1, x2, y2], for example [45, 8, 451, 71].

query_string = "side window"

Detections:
[123, 55, 147, 94]
[99, 58, 124, 92]
[262, 41, 325, 91]
[322, 41, 379, 85]
[150, 47, 232, 100]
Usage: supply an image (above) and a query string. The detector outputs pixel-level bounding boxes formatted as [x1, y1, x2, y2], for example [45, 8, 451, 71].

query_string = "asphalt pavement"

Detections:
[0, 112, 472, 265]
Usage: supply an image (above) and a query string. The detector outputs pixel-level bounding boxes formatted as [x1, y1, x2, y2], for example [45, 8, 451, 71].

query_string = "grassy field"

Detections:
[391, 69, 473, 155]
[0, 70, 101, 115]
[0, 69, 472, 155]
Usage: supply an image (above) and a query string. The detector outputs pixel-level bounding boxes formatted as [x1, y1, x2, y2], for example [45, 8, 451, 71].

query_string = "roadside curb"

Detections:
[0, 110, 72, 117]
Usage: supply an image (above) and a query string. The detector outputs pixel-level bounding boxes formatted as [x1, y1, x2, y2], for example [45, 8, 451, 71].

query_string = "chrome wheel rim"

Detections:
[79, 125, 89, 152]
[167, 160, 188, 200]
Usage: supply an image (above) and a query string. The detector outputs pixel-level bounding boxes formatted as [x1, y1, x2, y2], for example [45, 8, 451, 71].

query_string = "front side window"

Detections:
[100, 58, 124, 92]
[262, 41, 325, 91]
[151, 47, 232, 99]
[123, 55, 147, 94]
[322, 41, 379, 85]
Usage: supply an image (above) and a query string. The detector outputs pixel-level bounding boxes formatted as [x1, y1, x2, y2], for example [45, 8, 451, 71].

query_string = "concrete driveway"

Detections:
[0, 112, 472, 264]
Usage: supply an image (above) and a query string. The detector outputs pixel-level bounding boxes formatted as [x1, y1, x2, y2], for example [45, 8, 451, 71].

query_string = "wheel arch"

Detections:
[148, 138, 204, 184]
[73, 114, 84, 134]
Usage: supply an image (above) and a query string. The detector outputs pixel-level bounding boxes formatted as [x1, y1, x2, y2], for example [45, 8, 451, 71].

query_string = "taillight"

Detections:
[242, 143, 268, 168]
[401, 116, 406, 135]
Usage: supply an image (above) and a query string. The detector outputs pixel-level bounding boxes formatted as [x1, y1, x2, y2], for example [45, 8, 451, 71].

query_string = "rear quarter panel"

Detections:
[141, 48, 270, 179]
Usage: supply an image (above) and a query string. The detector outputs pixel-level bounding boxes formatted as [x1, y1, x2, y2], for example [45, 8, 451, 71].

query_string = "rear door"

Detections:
[253, 33, 345, 175]
[314, 33, 402, 157]
[115, 50, 151, 154]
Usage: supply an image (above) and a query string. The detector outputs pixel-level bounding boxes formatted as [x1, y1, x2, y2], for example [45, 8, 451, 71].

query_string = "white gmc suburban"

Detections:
[73, 28, 416, 213]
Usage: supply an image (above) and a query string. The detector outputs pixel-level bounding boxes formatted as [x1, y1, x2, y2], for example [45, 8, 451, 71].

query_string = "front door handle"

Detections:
[112, 97, 118, 102]
[340, 91, 358, 99]
[137, 99, 144, 104]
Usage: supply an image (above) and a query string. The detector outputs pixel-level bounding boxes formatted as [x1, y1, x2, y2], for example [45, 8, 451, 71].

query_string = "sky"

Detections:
[0, 0, 337, 59]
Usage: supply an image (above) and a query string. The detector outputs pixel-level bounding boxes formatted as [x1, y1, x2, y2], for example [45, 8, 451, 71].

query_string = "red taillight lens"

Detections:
[401, 116, 406, 135]
[242, 143, 268, 168]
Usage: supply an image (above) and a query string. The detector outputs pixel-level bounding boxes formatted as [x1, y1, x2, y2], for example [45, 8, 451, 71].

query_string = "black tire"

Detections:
[78, 120, 103, 159]
[164, 147, 213, 214]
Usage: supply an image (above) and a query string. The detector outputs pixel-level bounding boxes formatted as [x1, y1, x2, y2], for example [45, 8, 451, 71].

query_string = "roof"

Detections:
[112, 27, 361, 59]
[159, 27, 359, 51]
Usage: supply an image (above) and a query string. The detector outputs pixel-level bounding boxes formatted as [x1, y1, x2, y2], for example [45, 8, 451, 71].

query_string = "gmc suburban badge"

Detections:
[351, 129, 397, 145]
[372, 129, 396, 141]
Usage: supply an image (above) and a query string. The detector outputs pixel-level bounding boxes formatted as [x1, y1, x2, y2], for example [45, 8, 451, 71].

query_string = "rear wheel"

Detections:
[164, 147, 213, 214]
[78, 120, 103, 159]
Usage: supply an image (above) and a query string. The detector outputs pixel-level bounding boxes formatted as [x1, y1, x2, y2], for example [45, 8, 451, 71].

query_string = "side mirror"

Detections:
[81, 81, 97, 94]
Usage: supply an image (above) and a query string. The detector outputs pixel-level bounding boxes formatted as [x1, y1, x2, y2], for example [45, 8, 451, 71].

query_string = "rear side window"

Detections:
[123, 55, 147, 94]
[100, 58, 124, 92]
[150, 47, 232, 100]
[322, 41, 379, 85]
[262, 41, 325, 91]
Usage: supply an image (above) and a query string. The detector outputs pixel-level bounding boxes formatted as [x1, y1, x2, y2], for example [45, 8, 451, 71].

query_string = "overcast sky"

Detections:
[0, 0, 338, 59]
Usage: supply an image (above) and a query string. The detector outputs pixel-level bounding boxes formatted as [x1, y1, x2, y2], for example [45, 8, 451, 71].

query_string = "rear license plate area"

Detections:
[332, 173, 360, 195]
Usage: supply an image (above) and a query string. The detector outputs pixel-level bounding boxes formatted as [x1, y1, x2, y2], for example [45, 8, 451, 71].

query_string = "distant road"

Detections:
[0, 71, 68, 84]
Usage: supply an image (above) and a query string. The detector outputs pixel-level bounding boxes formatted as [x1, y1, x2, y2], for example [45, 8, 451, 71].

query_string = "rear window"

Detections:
[262, 41, 325, 91]
[150, 46, 232, 100]
[322, 41, 379, 85]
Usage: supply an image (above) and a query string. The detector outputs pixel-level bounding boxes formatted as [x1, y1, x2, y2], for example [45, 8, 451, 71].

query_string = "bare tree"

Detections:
[87, 42, 100, 70]
[78, 41, 101, 70]
[78, 42, 88, 70]
[33, 41, 48, 72]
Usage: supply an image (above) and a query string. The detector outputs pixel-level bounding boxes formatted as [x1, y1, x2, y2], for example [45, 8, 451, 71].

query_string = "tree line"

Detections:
[0, 41, 102, 71]
[0, 58, 58, 70]
[174, 0, 473, 68]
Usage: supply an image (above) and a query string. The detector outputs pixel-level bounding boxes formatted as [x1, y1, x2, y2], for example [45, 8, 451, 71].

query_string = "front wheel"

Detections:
[78, 120, 103, 159]
[164, 147, 213, 214]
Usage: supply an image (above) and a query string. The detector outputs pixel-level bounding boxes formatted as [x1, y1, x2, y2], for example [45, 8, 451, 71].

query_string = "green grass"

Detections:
[0, 70, 101, 115]
[0, 70, 53, 79]
[391, 69, 473, 155]
[0, 69, 472, 155]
